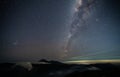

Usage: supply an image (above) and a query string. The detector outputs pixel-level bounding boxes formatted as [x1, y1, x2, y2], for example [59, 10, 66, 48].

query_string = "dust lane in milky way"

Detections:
[63, 0, 96, 58]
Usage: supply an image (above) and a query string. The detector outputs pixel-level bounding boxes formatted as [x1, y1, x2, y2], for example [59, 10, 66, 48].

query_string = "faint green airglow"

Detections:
[65, 59, 120, 64]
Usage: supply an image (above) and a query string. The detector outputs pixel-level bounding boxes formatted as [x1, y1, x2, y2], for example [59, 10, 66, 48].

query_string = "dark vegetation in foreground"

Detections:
[0, 59, 120, 77]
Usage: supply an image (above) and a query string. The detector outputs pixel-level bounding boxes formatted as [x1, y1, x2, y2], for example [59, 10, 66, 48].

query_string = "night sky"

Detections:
[0, 0, 120, 62]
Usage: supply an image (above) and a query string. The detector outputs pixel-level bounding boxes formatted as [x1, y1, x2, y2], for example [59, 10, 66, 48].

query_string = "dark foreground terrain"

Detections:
[0, 60, 120, 77]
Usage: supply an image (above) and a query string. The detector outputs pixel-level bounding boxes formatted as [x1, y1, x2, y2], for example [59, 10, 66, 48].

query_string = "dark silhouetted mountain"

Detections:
[0, 62, 120, 77]
[39, 59, 65, 64]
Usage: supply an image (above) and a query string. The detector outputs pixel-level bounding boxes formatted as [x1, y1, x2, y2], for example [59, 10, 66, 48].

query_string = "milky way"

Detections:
[63, 0, 96, 58]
